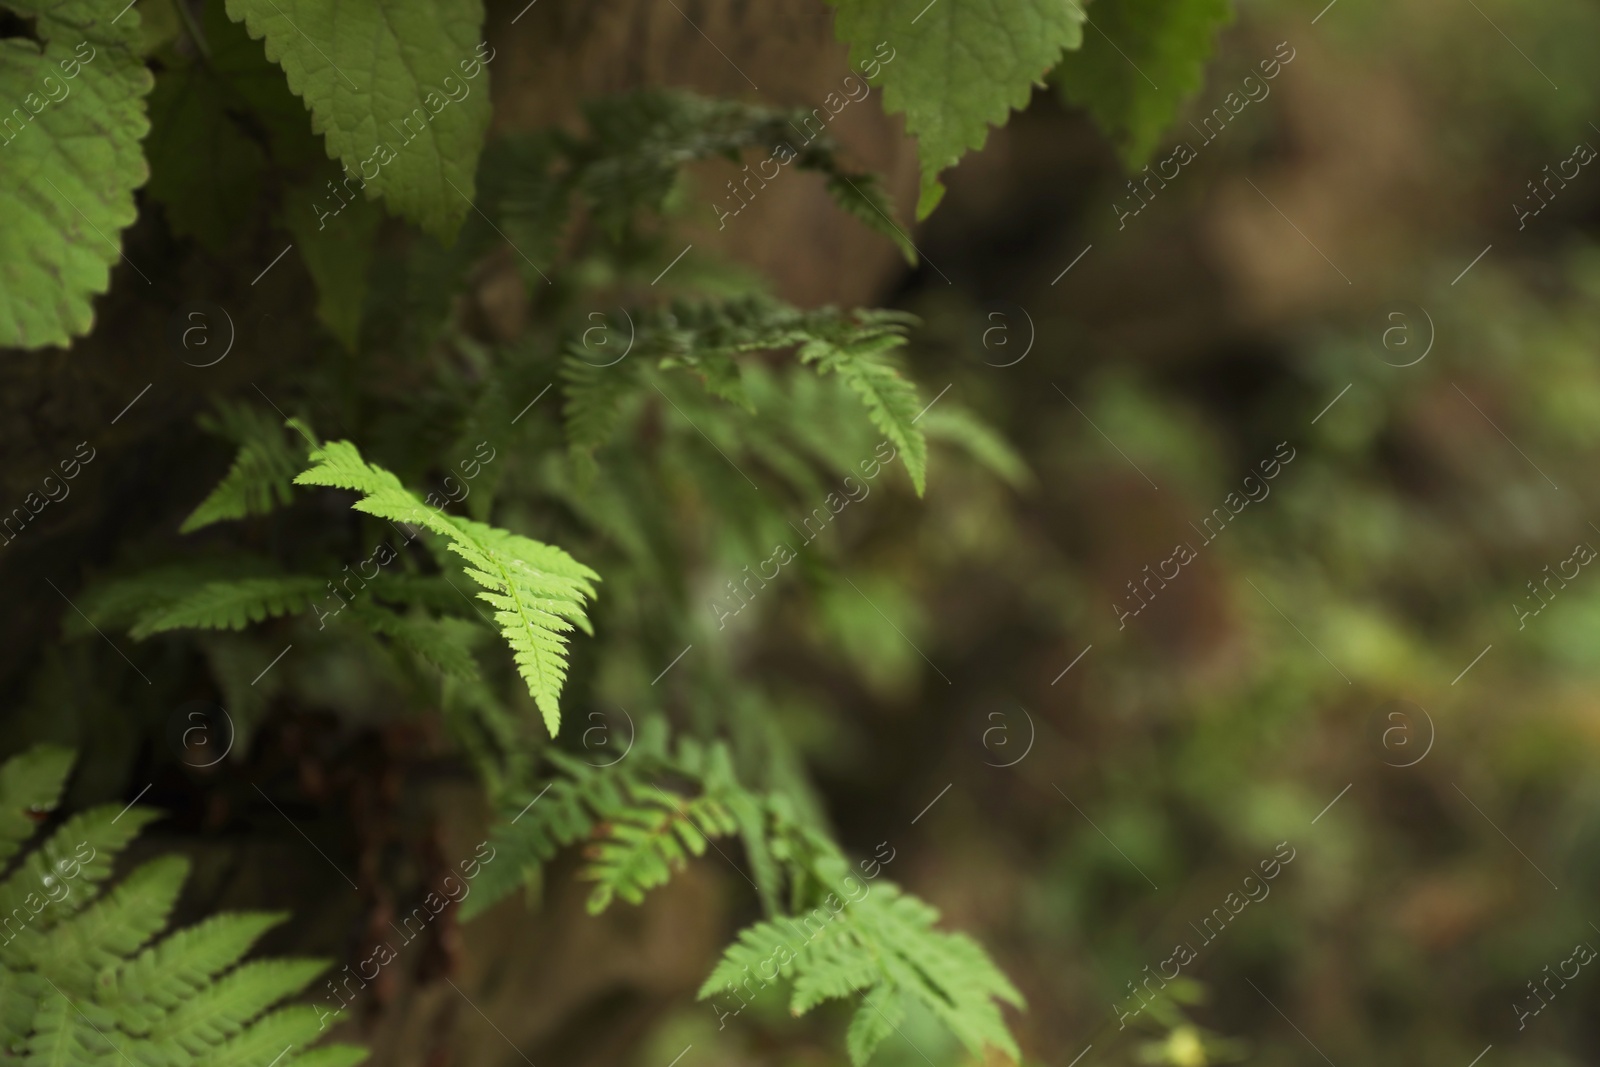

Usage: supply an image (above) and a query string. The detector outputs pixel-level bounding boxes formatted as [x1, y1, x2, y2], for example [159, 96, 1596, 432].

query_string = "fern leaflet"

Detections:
[560, 297, 928, 493]
[582, 784, 739, 914]
[295, 440, 599, 735]
[700, 881, 1025, 1065]
[180, 401, 309, 533]
[481, 89, 915, 267]
[463, 725, 747, 918]
[0, 745, 365, 1067]
[128, 576, 328, 639]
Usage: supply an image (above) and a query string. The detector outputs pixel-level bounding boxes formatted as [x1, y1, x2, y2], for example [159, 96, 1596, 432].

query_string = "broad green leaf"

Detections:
[145, 67, 264, 254]
[0, 0, 153, 348]
[828, 0, 1083, 218]
[222, 0, 494, 240]
[146, 0, 324, 253]
[1057, 0, 1233, 168]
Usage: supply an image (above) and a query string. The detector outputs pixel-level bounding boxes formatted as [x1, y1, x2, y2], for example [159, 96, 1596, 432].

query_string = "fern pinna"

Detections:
[294, 438, 600, 736]
[464, 722, 1024, 1065]
[0, 744, 366, 1067]
[561, 297, 928, 493]
[76, 432, 599, 740]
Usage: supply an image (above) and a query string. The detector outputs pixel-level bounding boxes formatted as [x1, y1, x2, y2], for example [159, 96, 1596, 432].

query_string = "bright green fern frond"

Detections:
[0, 746, 364, 1067]
[290, 440, 458, 539]
[296, 440, 599, 735]
[181, 400, 310, 533]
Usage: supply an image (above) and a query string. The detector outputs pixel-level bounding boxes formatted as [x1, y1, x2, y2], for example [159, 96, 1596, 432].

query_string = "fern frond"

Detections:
[105, 911, 290, 1031]
[0, 802, 162, 959]
[558, 297, 929, 495]
[31, 855, 188, 987]
[581, 785, 738, 914]
[200, 1004, 336, 1067]
[181, 400, 309, 533]
[0, 743, 73, 865]
[141, 957, 329, 1057]
[847, 994, 906, 1067]
[17, 993, 97, 1067]
[350, 605, 484, 684]
[822, 172, 917, 265]
[441, 671, 532, 800]
[279, 1044, 372, 1067]
[579, 90, 914, 257]
[68, 556, 286, 639]
[368, 574, 478, 617]
[699, 880, 1024, 1066]
[295, 440, 599, 735]
[475, 132, 568, 283]
[458, 764, 612, 921]
[127, 576, 327, 639]
[0, 746, 363, 1067]
[463, 727, 750, 920]
[478, 89, 914, 282]
[560, 345, 644, 461]
[797, 326, 928, 496]
[920, 406, 1034, 490]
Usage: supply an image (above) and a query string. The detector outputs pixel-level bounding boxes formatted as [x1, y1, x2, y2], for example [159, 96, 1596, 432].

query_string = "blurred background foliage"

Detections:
[655, 0, 1600, 1062]
[5, 0, 1600, 1063]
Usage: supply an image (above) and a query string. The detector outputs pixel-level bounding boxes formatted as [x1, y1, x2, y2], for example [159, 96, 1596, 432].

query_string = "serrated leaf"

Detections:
[1057, 0, 1233, 168]
[222, 0, 494, 240]
[145, 0, 322, 252]
[0, 0, 153, 348]
[828, 0, 1083, 218]
[144, 63, 264, 254]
